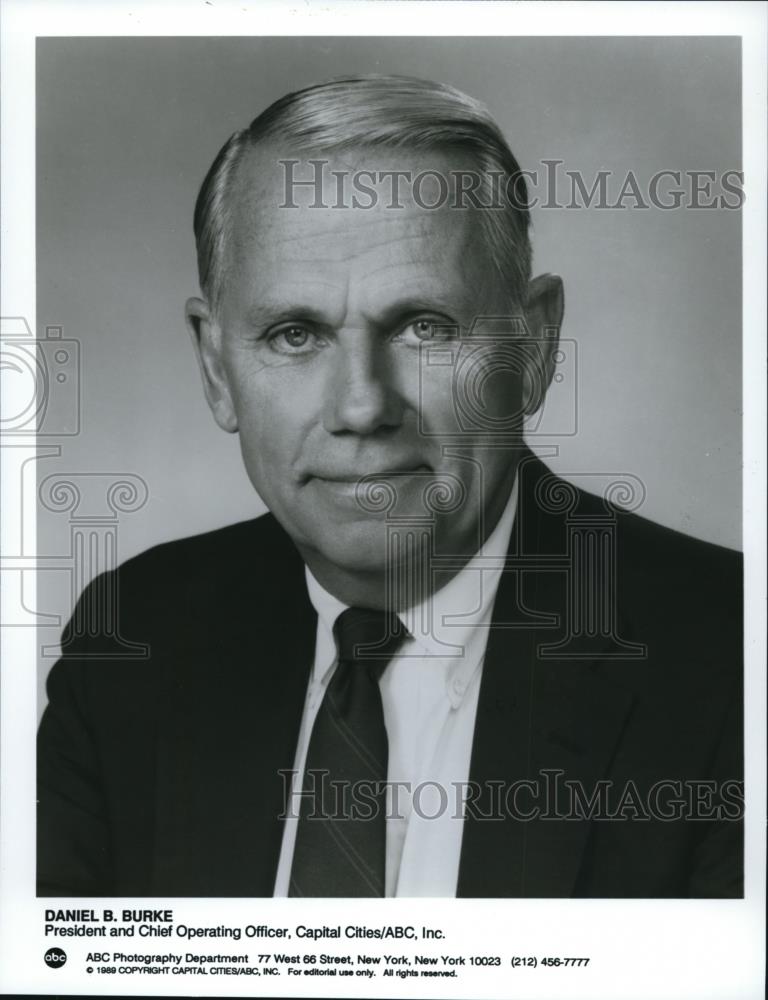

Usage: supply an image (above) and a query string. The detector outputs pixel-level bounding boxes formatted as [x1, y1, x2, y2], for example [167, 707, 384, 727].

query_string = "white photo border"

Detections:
[1, 3, 765, 998]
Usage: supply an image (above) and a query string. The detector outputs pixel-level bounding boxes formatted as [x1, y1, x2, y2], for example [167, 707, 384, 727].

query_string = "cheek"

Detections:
[453, 351, 525, 431]
[416, 348, 525, 437]
[415, 368, 462, 434]
[480, 367, 525, 422]
[228, 373, 310, 472]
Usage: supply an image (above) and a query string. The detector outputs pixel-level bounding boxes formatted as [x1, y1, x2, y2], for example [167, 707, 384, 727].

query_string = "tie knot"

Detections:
[334, 607, 407, 665]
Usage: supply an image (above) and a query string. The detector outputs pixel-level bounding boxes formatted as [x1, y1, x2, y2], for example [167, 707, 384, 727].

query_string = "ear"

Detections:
[521, 273, 564, 415]
[185, 297, 238, 433]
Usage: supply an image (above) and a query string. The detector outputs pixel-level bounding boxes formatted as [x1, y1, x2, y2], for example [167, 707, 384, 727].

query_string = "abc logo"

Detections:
[44, 946, 67, 968]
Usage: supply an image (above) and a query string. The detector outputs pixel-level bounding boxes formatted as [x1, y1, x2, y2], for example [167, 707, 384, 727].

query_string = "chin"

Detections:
[312, 523, 392, 574]
[310, 515, 444, 576]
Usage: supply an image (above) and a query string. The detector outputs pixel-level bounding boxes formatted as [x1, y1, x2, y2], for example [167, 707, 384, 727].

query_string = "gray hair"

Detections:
[193, 75, 532, 315]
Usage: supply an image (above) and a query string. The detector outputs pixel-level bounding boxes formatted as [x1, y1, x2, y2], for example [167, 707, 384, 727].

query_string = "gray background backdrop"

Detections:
[36, 36, 742, 698]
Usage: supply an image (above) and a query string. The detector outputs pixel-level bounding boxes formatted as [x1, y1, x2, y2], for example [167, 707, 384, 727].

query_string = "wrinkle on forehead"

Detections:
[229, 143, 486, 249]
[222, 143, 509, 322]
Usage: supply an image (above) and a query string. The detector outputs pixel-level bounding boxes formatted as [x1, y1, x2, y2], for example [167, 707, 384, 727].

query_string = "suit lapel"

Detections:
[153, 518, 315, 896]
[458, 454, 636, 897]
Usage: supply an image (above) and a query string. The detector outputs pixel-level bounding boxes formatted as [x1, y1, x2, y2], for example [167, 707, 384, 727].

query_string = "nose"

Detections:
[322, 333, 405, 435]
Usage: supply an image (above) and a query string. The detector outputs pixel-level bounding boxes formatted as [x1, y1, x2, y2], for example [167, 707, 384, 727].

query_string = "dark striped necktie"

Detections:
[289, 607, 406, 897]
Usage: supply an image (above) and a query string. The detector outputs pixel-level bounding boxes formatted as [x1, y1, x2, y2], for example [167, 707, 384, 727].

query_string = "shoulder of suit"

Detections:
[48, 514, 309, 698]
[580, 488, 740, 565]
[523, 457, 741, 573]
[97, 512, 304, 609]
[524, 459, 742, 626]
[611, 501, 741, 579]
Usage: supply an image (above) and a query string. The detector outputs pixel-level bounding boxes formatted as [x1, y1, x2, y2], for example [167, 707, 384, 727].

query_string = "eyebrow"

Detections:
[244, 295, 464, 333]
[244, 303, 330, 331]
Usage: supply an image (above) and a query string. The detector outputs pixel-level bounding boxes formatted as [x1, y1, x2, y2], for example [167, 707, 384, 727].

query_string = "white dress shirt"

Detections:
[273, 476, 519, 897]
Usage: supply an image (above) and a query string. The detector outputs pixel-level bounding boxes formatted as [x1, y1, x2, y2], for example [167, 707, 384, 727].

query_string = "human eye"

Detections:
[266, 323, 325, 356]
[394, 315, 459, 346]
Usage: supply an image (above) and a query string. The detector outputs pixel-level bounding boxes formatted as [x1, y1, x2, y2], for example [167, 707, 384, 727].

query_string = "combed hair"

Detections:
[193, 75, 532, 314]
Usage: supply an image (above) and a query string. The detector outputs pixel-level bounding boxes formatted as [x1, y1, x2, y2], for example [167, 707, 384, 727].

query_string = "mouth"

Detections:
[308, 464, 432, 485]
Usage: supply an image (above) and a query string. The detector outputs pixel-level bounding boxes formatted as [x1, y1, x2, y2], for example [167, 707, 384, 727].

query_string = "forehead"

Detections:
[222, 144, 501, 317]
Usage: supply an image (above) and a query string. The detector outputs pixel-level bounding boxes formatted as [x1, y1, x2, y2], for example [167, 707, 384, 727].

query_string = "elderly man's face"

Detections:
[188, 147, 562, 600]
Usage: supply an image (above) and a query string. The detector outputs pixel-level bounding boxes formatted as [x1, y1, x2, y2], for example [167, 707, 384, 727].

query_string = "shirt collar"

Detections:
[305, 474, 519, 705]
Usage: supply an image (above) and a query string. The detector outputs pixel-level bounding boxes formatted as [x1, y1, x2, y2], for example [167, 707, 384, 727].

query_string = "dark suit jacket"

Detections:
[37, 453, 743, 897]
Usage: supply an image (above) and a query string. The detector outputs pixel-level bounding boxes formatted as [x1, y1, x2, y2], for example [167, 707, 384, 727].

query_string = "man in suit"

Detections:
[37, 75, 743, 898]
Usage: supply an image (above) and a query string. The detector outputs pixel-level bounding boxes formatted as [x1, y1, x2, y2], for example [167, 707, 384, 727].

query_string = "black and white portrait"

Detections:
[33, 36, 744, 901]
